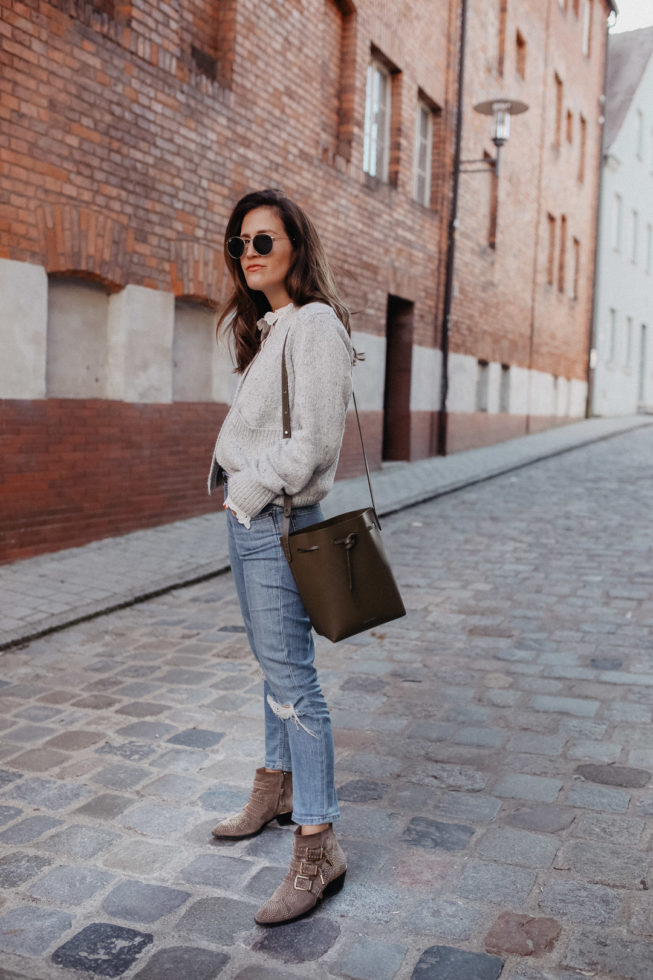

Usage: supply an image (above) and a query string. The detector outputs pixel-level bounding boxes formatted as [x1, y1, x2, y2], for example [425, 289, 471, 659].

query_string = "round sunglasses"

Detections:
[226, 233, 291, 260]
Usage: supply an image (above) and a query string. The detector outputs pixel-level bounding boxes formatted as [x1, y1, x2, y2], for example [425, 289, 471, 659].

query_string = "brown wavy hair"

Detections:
[218, 189, 351, 373]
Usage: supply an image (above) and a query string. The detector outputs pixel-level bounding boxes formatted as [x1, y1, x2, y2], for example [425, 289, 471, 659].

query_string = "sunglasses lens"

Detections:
[227, 237, 244, 259]
[253, 234, 274, 255]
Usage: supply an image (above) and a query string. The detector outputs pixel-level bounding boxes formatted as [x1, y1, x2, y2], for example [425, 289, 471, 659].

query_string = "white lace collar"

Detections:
[259, 302, 295, 340]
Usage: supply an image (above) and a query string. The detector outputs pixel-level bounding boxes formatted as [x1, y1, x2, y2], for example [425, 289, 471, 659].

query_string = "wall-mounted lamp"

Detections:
[460, 98, 529, 177]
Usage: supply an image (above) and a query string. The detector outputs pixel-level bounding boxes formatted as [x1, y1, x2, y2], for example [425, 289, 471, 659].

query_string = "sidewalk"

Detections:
[2, 414, 650, 651]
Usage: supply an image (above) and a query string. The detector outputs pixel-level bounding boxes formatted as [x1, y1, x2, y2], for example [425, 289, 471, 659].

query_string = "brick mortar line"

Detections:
[2, 418, 652, 653]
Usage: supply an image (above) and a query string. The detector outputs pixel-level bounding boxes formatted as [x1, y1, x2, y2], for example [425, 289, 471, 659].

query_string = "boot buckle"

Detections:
[299, 861, 318, 876]
[294, 874, 313, 891]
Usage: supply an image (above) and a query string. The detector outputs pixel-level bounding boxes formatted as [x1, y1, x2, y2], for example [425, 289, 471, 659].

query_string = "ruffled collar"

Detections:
[259, 302, 295, 341]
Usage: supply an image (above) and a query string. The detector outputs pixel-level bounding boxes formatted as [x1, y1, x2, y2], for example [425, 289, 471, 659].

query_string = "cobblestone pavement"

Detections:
[0, 424, 652, 980]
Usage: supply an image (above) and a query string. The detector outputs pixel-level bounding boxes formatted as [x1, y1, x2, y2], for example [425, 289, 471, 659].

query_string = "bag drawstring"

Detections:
[334, 532, 358, 594]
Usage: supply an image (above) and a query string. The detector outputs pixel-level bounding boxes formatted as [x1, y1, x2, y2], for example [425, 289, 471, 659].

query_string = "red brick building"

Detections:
[446, 0, 614, 452]
[0, 0, 612, 561]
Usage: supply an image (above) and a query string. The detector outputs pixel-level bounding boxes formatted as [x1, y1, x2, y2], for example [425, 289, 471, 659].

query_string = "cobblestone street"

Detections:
[1, 425, 652, 980]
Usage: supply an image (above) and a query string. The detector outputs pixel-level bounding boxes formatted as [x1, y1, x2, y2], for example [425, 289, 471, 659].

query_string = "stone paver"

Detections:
[0, 423, 652, 978]
[52, 922, 153, 977]
[0, 905, 73, 956]
[101, 879, 191, 923]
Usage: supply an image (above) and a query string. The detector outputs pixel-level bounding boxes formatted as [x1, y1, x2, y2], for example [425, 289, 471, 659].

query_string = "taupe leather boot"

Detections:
[255, 824, 347, 925]
[212, 768, 293, 840]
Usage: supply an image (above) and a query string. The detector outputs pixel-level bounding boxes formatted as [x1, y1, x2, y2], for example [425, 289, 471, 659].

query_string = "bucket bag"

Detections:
[279, 334, 406, 642]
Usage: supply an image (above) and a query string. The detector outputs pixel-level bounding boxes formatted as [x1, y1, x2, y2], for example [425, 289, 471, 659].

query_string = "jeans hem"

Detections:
[291, 810, 340, 825]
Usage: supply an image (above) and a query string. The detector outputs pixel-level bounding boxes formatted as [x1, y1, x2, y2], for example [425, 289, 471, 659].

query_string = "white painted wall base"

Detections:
[0, 258, 47, 398]
[107, 285, 175, 403]
[447, 351, 587, 417]
[0, 258, 588, 421]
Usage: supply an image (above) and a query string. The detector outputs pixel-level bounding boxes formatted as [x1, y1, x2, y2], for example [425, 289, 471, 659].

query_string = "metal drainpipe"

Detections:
[586, 16, 611, 418]
[437, 0, 468, 456]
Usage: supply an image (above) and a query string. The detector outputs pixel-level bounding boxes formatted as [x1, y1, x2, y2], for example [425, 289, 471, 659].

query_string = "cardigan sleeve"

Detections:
[223, 309, 353, 518]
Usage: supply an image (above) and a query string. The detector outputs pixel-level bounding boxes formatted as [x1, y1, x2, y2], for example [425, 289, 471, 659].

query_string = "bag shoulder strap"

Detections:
[280, 332, 379, 560]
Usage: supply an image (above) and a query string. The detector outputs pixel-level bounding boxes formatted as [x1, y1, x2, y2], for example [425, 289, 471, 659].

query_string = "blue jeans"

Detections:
[226, 500, 339, 825]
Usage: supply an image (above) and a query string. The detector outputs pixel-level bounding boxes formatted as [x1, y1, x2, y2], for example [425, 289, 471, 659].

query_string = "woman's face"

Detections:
[238, 206, 294, 308]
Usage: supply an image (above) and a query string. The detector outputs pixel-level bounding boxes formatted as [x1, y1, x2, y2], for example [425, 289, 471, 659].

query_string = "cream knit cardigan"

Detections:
[208, 302, 354, 519]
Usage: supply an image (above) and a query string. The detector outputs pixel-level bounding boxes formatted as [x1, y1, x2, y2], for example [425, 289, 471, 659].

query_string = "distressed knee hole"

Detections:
[267, 694, 317, 738]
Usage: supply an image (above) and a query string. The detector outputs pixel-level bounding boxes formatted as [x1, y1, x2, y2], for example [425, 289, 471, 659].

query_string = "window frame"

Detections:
[554, 73, 564, 148]
[363, 59, 392, 182]
[571, 237, 580, 301]
[632, 210, 639, 264]
[612, 193, 623, 252]
[413, 99, 434, 207]
[609, 308, 617, 363]
[515, 29, 526, 80]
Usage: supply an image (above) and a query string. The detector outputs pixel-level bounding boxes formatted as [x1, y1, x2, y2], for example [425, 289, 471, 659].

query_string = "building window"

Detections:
[321, 0, 357, 164]
[566, 110, 573, 143]
[515, 30, 526, 79]
[578, 114, 586, 181]
[573, 0, 580, 13]
[612, 193, 622, 251]
[558, 214, 567, 293]
[414, 100, 433, 206]
[632, 210, 639, 264]
[498, 0, 508, 76]
[499, 364, 510, 412]
[582, 0, 592, 57]
[609, 308, 617, 363]
[364, 59, 391, 181]
[49, 0, 132, 26]
[636, 110, 644, 160]
[547, 213, 556, 285]
[476, 360, 489, 412]
[626, 316, 633, 366]
[571, 237, 580, 300]
[554, 73, 563, 147]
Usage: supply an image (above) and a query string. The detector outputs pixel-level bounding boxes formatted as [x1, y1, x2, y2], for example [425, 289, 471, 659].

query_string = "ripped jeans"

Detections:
[226, 501, 340, 825]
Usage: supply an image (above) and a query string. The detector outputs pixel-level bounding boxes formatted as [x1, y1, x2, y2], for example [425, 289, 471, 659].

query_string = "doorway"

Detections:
[383, 295, 414, 461]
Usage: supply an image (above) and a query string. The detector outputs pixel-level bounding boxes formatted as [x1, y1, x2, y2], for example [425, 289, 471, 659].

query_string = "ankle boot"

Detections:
[255, 824, 347, 925]
[212, 768, 293, 840]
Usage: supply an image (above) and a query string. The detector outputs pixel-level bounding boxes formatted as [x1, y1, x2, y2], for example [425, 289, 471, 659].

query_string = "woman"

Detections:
[207, 189, 352, 926]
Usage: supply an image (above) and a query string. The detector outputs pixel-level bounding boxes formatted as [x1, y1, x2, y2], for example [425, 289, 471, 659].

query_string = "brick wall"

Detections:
[1, 0, 460, 560]
[452, 0, 610, 384]
[0, 0, 611, 561]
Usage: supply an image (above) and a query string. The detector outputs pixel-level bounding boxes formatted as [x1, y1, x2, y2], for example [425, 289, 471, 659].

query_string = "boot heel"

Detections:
[276, 811, 294, 826]
[323, 871, 346, 897]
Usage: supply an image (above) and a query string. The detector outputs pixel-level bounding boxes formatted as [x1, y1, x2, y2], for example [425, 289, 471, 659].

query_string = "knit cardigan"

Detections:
[208, 302, 354, 519]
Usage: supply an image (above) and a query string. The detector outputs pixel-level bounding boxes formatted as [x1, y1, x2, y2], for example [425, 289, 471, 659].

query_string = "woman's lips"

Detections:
[246, 263, 264, 272]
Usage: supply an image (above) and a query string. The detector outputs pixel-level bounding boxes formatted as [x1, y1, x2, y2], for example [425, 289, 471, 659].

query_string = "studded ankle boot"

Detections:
[255, 824, 347, 925]
[212, 768, 293, 840]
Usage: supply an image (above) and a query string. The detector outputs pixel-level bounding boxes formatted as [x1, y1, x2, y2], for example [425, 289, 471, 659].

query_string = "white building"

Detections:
[591, 27, 653, 416]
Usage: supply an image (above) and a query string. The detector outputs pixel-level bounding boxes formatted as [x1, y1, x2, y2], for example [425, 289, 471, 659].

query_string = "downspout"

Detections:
[437, 0, 468, 456]
[586, 12, 612, 417]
